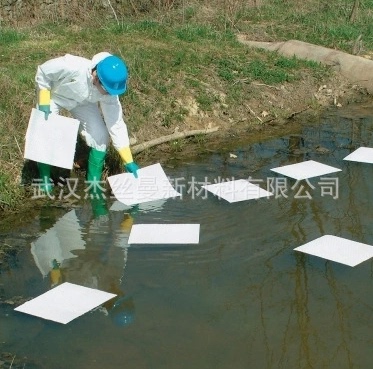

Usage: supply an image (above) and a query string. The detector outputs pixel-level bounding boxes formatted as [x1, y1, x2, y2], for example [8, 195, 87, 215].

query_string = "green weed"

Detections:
[175, 24, 234, 42]
[170, 139, 185, 152]
[0, 172, 23, 211]
[162, 105, 188, 128]
[108, 19, 168, 39]
[0, 28, 26, 44]
[196, 91, 218, 111]
[243, 0, 373, 52]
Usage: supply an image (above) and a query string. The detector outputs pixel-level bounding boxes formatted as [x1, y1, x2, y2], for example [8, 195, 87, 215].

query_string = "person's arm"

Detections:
[100, 97, 139, 177]
[35, 55, 75, 90]
[35, 55, 74, 119]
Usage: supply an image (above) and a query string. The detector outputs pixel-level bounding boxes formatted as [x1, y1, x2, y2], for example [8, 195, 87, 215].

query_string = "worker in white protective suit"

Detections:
[35, 52, 139, 193]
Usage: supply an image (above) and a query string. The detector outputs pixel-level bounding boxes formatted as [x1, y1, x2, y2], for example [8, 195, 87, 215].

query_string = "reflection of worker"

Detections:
[31, 209, 86, 280]
[49, 258, 135, 327]
[34, 52, 139, 192]
[43, 199, 136, 327]
[78, 195, 137, 326]
[50, 259, 63, 287]
[88, 196, 136, 327]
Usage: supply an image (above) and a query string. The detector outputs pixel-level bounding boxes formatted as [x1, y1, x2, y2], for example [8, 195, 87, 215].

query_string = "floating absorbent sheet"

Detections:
[202, 179, 273, 203]
[108, 163, 181, 206]
[270, 160, 341, 180]
[294, 235, 373, 267]
[14, 282, 116, 324]
[24, 108, 79, 169]
[128, 224, 200, 245]
[343, 147, 373, 164]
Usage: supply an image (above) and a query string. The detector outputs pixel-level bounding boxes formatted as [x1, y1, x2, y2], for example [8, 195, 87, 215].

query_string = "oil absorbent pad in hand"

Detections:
[24, 108, 79, 169]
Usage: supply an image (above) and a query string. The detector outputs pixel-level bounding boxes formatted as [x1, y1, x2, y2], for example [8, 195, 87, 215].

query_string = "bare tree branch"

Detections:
[132, 127, 219, 154]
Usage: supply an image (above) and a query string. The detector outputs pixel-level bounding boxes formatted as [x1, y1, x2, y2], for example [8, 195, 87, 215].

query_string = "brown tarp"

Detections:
[237, 36, 373, 94]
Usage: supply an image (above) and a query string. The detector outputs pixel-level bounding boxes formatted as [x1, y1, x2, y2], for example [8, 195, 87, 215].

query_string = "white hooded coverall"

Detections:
[35, 52, 130, 152]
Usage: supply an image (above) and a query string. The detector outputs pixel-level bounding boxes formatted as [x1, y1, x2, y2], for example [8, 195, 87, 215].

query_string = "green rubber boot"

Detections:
[87, 148, 106, 195]
[37, 162, 53, 193]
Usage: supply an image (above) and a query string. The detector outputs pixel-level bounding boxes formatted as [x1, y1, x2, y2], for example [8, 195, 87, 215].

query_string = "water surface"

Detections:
[1, 104, 373, 369]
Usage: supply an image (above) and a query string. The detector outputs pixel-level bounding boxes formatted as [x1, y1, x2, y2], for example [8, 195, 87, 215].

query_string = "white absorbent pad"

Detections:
[294, 235, 373, 267]
[108, 163, 181, 206]
[202, 179, 273, 203]
[15, 282, 116, 324]
[24, 108, 79, 169]
[128, 224, 200, 245]
[271, 160, 341, 180]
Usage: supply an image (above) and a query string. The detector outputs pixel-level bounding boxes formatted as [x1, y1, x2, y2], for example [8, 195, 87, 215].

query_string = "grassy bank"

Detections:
[0, 0, 372, 213]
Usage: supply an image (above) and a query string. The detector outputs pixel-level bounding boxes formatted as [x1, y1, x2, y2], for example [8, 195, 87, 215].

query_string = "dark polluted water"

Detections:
[1, 104, 373, 369]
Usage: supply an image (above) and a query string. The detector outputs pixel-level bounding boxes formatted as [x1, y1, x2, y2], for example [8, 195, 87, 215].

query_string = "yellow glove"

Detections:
[119, 147, 139, 178]
[50, 268, 62, 287]
[121, 214, 134, 232]
[118, 146, 134, 163]
[50, 259, 62, 286]
[38, 89, 51, 120]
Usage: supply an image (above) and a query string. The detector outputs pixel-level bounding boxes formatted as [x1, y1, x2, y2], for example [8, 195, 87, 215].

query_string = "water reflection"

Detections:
[27, 196, 168, 329]
[2, 104, 373, 368]
[31, 210, 85, 281]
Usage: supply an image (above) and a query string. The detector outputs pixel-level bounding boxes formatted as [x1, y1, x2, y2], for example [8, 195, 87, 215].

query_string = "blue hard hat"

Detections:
[96, 55, 128, 95]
